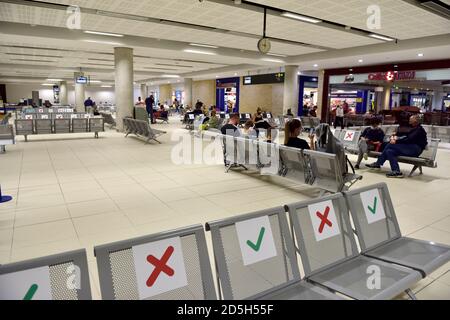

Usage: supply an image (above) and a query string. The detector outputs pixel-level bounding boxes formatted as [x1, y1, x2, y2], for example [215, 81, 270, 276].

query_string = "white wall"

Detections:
[5, 83, 119, 105]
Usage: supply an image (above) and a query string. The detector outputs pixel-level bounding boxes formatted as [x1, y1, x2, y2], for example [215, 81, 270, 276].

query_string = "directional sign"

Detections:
[308, 200, 341, 242]
[132, 237, 188, 300]
[360, 189, 386, 224]
[236, 216, 277, 266]
[0, 266, 52, 300]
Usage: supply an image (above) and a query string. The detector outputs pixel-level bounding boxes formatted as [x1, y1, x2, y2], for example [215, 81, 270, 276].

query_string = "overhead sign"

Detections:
[0, 266, 52, 300]
[132, 237, 188, 300]
[236, 216, 277, 266]
[360, 189, 386, 224]
[308, 200, 341, 242]
[243, 73, 285, 86]
[368, 71, 416, 82]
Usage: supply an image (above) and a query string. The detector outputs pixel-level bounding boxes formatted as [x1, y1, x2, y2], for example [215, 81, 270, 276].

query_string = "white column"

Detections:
[115, 47, 134, 132]
[140, 83, 148, 101]
[74, 72, 86, 112]
[59, 81, 68, 106]
[283, 65, 299, 116]
[432, 90, 446, 110]
[317, 69, 326, 121]
[383, 84, 393, 110]
[184, 78, 193, 108]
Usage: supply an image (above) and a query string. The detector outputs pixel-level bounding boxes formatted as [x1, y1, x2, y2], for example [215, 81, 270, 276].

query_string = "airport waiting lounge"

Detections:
[1, 0, 450, 304]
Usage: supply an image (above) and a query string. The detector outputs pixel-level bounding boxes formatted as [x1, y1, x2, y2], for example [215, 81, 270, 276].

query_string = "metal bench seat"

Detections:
[94, 224, 216, 300]
[206, 207, 342, 300]
[124, 118, 166, 144]
[344, 183, 450, 278]
[307, 254, 421, 300]
[286, 193, 422, 300]
[0, 124, 15, 153]
[0, 249, 91, 300]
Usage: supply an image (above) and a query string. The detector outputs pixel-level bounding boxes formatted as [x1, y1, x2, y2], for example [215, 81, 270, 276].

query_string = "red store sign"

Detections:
[368, 71, 416, 81]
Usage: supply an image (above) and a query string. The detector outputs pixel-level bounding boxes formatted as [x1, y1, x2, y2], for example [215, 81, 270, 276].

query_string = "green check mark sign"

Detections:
[247, 227, 266, 252]
[23, 284, 39, 300]
[368, 197, 378, 214]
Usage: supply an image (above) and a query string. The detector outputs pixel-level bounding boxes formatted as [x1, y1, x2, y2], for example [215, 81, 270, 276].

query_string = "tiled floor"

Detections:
[0, 117, 449, 300]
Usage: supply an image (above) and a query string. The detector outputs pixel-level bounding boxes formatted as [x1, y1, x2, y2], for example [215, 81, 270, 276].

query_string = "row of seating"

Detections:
[334, 128, 440, 177]
[204, 132, 362, 194]
[19, 113, 89, 120]
[14, 118, 105, 141]
[0, 123, 14, 154]
[99, 112, 117, 129]
[23, 107, 74, 114]
[1, 183, 448, 300]
[342, 124, 450, 144]
[123, 118, 166, 144]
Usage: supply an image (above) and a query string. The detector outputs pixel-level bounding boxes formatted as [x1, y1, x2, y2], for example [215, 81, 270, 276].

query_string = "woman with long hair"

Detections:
[284, 119, 315, 150]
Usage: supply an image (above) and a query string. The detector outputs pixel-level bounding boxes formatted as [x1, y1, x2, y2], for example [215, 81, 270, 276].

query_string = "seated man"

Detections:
[221, 113, 240, 137]
[355, 118, 384, 169]
[366, 115, 427, 178]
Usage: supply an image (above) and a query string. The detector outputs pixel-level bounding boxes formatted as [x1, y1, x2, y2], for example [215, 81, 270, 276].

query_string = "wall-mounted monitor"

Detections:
[76, 76, 88, 84]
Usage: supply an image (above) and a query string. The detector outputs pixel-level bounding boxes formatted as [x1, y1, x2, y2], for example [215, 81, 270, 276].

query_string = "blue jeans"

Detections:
[376, 144, 422, 172]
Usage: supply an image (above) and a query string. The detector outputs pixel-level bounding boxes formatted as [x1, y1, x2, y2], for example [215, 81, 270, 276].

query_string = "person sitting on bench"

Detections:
[284, 119, 315, 150]
[221, 113, 241, 137]
[355, 118, 384, 169]
[366, 115, 427, 178]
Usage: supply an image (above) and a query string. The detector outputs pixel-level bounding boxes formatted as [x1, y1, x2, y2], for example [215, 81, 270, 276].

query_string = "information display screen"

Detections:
[243, 73, 285, 86]
[76, 76, 88, 84]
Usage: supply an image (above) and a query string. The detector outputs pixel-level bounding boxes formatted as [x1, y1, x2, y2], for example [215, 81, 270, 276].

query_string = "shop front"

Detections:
[216, 77, 240, 113]
[321, 60, 450, 123]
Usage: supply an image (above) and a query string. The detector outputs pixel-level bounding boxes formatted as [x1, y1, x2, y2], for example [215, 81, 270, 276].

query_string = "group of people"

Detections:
[302, 103, 318, 118]
[218, 107, 427, 179]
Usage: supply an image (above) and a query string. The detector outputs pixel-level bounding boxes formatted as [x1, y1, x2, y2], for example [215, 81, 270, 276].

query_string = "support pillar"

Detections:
[74, 72, 86, 112]
[283, 65, 299, 116]
[115, 47, 134, 131]
[184, 78, 193, 109]
[59, 81, 68, 106]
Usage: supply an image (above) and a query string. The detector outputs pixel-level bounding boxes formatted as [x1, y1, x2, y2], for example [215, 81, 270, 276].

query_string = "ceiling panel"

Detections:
[248, 0, 450, 40]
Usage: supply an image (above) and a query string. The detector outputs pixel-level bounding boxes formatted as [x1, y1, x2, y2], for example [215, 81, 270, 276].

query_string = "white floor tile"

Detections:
[13, 220, 78, 248]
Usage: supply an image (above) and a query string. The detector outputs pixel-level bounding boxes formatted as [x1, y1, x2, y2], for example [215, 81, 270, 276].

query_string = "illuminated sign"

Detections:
[368, 71, 416, 81]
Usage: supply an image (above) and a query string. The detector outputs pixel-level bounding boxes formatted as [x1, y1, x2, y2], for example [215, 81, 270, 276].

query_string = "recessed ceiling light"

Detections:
[234, 73, 238, 76]
[41, 83, 54, 86]
[313, 64, 319, 68]
[90, 80, 102, 83]
[418, 53, 424, 57]
[358, 59, 363, 63]
[84, 30, 124, 37]
[369, 34, 395, 42]
[101, 85, 112, 88]
[183, 49, 216, 55]
[267, 53, 287, 58]
[261, 58, 285, 63]
[281, 12, 321, 23]
[83, 40, 122, 46]
[189, 43, 219, 49]
[47, 79, 63, 82]
[161, 75, 180, 78]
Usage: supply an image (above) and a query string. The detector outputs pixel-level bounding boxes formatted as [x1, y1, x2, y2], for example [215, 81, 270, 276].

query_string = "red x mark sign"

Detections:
[346, 132, 354, 140]
[146, 246, 175, 287]
[316, 206, 332, 234]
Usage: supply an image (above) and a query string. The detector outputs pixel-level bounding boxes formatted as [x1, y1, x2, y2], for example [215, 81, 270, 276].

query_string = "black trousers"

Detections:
[334, 116, 344, 129]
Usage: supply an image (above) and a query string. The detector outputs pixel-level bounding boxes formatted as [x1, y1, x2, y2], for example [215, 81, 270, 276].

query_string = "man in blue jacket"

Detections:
[366, 115, 427, 178]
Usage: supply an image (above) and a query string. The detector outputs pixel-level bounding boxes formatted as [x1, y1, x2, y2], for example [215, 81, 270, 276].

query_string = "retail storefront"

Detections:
[216, 77, 240, 113]
[320, 60, 450, 122]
